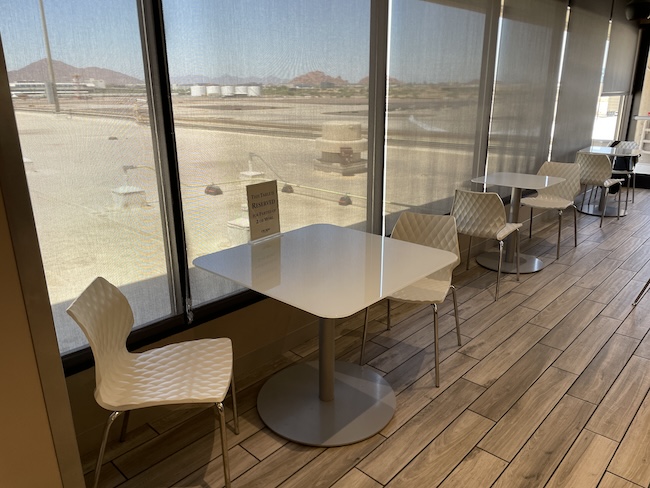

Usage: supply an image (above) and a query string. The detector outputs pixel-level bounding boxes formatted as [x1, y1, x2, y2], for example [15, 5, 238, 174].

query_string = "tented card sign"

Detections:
[247, 180, 280, 241]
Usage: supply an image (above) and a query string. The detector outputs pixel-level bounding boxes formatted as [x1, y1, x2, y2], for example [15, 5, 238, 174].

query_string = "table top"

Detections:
[578, 145, 640, 157]
[194, 223, 458, 319]
[471, 172, 565, 190]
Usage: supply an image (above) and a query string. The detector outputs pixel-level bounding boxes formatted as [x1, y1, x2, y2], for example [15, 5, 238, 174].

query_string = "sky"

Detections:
[0, 0, 487, 84]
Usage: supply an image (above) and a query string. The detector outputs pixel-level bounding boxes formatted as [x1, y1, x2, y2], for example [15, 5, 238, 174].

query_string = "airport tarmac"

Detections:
[13, 98, 473, 352]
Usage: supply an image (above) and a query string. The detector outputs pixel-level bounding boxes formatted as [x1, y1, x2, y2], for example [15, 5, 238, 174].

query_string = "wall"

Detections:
[0, 36, 85, 487]
[0, 187, 70, 486]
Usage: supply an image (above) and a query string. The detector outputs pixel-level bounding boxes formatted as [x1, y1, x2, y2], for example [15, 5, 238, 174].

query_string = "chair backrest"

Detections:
[535, 161, 581, 201]
[391, 212, 461, 263]
[451, 189, 507, 239]
[618, 141, 638, 150]
[576, 153, 613, 185]
[66, 277, 133, 385]
[390, 212, 461, 279]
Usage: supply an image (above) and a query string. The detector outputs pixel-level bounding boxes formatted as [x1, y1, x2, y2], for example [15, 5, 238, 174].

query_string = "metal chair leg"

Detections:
[617, 183, 622, 221]
[496, 240, 503, 301]
[93, 411, 123, 488]
[529, 207, 533, 239]
[451, 285, 461, 346]
[432, 304, 440, 387]
[515, 229, 520, 281]
[359, 307, 369, 365]
[217, 402, 231, 488]
[230, 375, 239, 435]
[466, 236, 472, 270]
[599, 186, 606, 228]
[556, 209, 563, 260]
[573, 204, 578, 249]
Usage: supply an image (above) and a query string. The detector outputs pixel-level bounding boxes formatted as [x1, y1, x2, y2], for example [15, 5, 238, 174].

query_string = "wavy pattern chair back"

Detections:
[452, 189, 507, 239]
[618, 141, 638, 150]
[576, 153, 612, 186]
[67, 277, 133, 385]
[536, 161, 581, 201]
[391, 212, 461, 280]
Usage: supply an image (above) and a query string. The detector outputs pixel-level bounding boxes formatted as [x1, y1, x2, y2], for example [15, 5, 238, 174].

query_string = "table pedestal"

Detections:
[257, 360, 395, 446]
[476, 250, 546, 274]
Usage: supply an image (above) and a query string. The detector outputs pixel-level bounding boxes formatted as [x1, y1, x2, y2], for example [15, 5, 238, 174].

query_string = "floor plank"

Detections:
[358, 379, 484, 484]
[437, 447, 507, 488]
[385, 410, 494, 488]
[545, 430, 617, 488]
[567, 333, 639, 405]
[491, 395, 595, 488]
[586, 355, 650, 441]
[607, 390, 650, 486]
[468, 343, 562, 421]
[478, 366, 576, 462]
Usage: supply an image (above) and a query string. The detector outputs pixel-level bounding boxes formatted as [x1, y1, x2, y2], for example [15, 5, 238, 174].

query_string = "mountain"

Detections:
[7, 59, 143, 85]
[358, 76, 401, 85]
[289, 71, 348, 87]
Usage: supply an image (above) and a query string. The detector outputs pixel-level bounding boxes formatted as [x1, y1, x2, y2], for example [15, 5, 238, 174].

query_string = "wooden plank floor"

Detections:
[85, 187, 650, 488]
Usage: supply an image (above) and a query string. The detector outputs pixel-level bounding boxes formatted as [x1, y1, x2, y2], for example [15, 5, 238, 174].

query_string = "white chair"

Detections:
[67, 277, 239, 488]
[521, 161, 581, 260]
[451, 189, 521, 301]
[359, 212, 462, 387]
[576, 152, 623, 227]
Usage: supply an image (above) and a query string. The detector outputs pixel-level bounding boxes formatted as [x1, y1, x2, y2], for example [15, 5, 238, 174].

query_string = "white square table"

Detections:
[577, 145, 640, 158]
[194, 223, 457, 446]
[471, 172, 565, 273]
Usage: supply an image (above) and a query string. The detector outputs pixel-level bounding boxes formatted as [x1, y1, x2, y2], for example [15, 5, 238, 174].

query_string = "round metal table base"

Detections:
[476, 250, 547, 274]
[576, 203, 627, 218]
[257, 360, 395, 447]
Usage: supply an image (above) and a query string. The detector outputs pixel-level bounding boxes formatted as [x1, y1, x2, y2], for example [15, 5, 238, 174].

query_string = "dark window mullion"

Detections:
[137, 0, 190, 320]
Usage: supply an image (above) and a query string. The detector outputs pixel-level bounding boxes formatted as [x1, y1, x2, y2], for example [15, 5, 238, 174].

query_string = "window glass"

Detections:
[486, 0, 566, 183]
[384, 0, 487, 224]
[593, 94, 624, 142]
[1, 0, 172, 354]
[161, 0, 371, 305]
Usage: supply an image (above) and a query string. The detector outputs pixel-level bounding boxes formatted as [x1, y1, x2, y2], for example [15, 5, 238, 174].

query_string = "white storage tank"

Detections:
[190, 85, 207, 97]
[221, 85, 234, 97]
[206, 85, 220, 96]
[247, 85, 262, 97]
[235, 85, 248, 96]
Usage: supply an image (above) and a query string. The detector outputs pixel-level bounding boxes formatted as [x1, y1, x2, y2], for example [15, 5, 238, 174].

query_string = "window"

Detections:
[384, 0, 487, 223]
[2, 0, 172, 356]
[161, 0, 372, 306]
[0, 0, 636, 370]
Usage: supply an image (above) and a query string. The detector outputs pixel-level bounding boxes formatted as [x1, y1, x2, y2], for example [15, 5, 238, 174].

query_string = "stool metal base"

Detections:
[257, 360, 395, 447]
[476, 250, 546, 274]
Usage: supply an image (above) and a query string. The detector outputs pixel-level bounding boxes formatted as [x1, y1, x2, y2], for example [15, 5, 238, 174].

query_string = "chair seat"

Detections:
[389, 276, 451, 303]
[97, 338, 233, 411]
[521, 195, 573, 210]
[496, 222, 522, 241]
[603, 177, 624, 188]
[583, 177, 623, 187]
